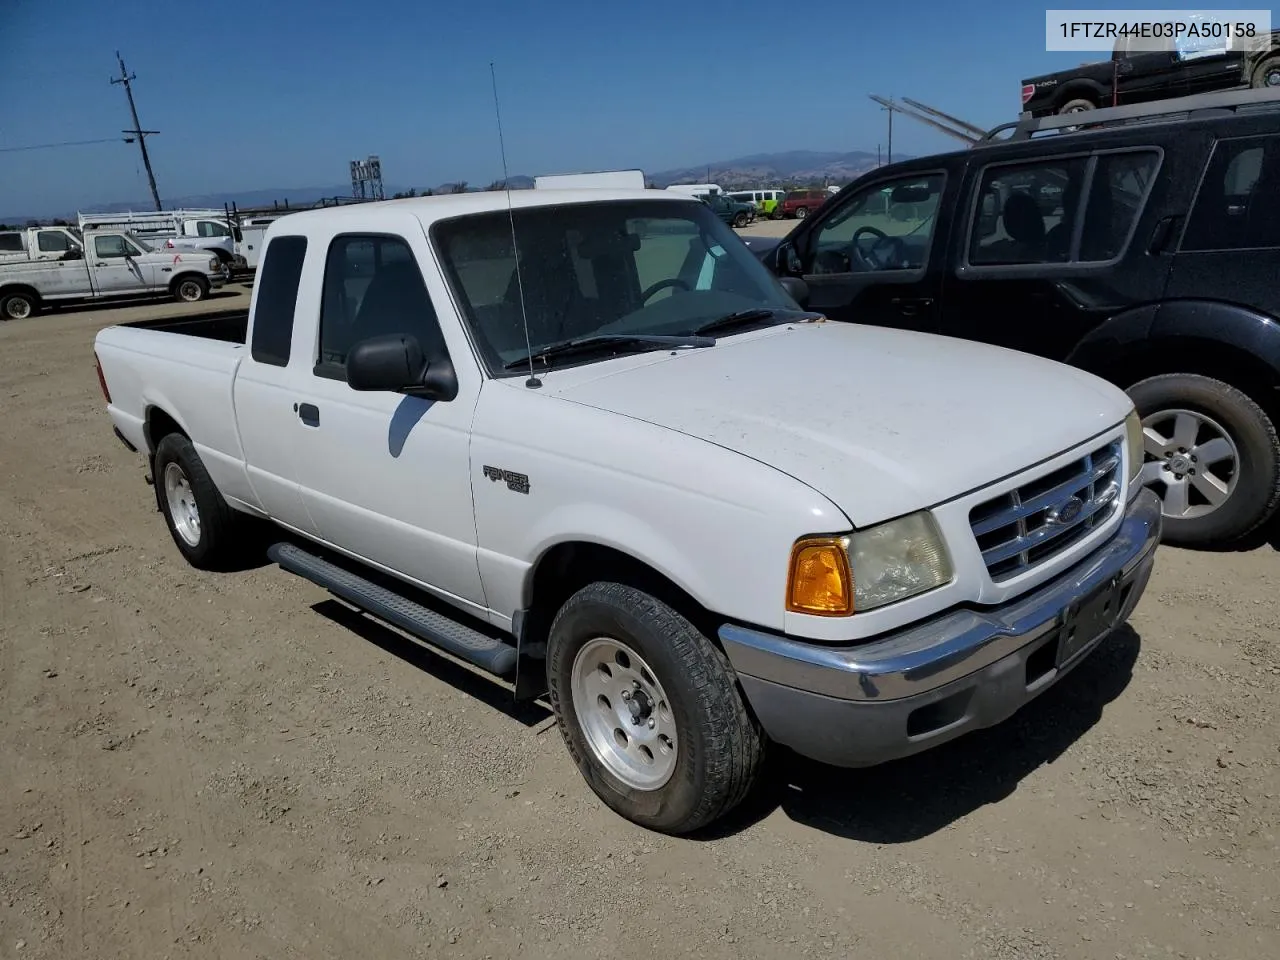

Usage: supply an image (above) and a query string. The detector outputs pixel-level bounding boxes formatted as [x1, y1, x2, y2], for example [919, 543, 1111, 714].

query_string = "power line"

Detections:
[111, 51, 162, 211]
[0, 137, 123, 154]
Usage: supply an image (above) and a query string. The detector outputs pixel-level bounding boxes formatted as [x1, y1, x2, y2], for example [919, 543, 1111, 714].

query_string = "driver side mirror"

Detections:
[346, 334, 459, 401]
[771, 241, 804, 277]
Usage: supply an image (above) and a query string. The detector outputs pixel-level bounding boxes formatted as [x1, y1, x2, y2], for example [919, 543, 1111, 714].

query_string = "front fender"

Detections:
[1151, 299, 1280, 375]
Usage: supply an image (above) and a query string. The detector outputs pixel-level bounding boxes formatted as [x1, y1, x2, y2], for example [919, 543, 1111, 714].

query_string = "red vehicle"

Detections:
[779, 189, 831, 219]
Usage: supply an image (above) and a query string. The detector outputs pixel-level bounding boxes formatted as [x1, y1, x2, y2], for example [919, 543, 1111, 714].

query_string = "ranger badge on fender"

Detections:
[482, 465, 530, 494]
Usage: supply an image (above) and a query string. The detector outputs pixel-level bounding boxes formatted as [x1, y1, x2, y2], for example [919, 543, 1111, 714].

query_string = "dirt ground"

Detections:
[2, 287, 1279, 960]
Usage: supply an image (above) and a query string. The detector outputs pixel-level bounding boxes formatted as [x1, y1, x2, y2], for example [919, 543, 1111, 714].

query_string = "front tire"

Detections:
[1, 290, 38, 321]
[794, 206, 808, 220]
[1251, 55, 1280, 88]
[173, 276, 210, 303]
[1128, 373, 1280, 546]
[153, 433, 247, 569]
[547, 582, 764, 835]
[733, 212, 749, 228]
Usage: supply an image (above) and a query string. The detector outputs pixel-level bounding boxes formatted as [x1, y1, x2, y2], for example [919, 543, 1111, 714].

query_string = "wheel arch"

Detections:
[1053, 79, 1107, 110]
[0, 284, 41, 313]
[169, 271, 210, 295]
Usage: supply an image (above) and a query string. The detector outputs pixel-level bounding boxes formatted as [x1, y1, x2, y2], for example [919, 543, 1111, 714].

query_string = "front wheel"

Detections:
[794, 207, 808, 220]
[1, 291, 37, 321]
[733, 212, 749, 228]
[547, 582, 765, 835]
[1251, 55, 1280, 88]
[1128, 373, 1280, 546]
[173, 276, 210, 303]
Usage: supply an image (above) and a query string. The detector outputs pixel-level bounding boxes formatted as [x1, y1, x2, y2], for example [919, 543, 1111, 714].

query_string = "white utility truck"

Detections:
[534, 169, 647, 190]
[78, 209, 249, 273]
[1, 229, 226, 320]
[92, 188, 1160, 834]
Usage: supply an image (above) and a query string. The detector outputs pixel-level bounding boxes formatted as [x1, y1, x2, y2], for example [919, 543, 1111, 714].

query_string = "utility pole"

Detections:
[111, 51, 162, 211]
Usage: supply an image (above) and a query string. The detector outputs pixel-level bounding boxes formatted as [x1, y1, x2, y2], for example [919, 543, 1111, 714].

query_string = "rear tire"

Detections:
[1251, 55, 1280, 88]
[733, 212, 749, 228]
[1058, 97, 1097, 114]
[547, 581, 765, 835]
[1127, 373, 1280, 547]
[1, 290, 38, 321]
[794, 207, 809, 220]
[172, 276, 210, 303]
[153, 433, 248, 569]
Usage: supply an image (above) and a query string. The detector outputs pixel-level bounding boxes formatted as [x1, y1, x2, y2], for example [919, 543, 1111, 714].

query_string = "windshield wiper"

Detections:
[503, 334, 715, 371]
[691, 308, 788, 337]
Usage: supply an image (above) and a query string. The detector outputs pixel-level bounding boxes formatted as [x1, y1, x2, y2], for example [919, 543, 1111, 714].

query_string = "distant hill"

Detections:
[650, 150, 908, 189]
[2, 150, 903, 223]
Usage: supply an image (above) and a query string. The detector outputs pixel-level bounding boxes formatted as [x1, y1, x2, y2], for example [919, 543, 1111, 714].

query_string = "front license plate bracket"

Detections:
[1057, 574, 1123, 668]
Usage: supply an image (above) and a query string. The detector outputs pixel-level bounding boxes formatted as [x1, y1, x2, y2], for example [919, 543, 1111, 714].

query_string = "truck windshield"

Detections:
[431, 199, 799, 374]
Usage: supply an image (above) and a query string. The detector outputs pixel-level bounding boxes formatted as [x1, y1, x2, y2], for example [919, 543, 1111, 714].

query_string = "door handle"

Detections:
[890, 296, 935, 316]
[296, 402, 320, 427]
[1148, 215, 1183, 255]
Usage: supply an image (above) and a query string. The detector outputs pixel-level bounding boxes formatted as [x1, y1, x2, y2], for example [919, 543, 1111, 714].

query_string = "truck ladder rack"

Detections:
[984, 85, 1280, 142]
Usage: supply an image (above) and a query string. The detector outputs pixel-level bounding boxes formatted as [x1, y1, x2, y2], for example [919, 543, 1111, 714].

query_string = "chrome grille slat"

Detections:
[969, 439, 1124, 581]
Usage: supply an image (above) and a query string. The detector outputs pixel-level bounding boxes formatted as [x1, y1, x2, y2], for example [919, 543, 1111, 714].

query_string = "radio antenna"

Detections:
[490, 61, 540, 389]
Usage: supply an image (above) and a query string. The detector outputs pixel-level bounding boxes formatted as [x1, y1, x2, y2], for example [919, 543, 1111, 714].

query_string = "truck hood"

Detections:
[542, 322, 1132, 527]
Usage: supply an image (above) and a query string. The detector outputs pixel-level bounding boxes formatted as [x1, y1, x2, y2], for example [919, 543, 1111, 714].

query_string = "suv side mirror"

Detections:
[346, 333, 459, 401]
[778, 275, 809, 308]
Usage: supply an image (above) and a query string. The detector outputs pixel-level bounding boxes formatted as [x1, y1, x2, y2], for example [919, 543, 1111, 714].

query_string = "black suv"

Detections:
[753, 88, 1280, 548]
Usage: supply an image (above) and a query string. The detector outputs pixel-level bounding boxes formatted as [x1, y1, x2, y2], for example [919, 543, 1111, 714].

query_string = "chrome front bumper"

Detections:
[718, 488, 1162, 767]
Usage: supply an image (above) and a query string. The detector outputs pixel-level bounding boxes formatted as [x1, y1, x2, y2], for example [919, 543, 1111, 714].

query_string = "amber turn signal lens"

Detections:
[787, 538, 854, 616]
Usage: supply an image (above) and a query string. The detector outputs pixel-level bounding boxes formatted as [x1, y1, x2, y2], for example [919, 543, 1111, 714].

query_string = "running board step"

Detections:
[267, 542, 518, 678]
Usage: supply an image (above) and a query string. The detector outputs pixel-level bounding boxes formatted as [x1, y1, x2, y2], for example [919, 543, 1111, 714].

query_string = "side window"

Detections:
[808, 173, 943, 275]
[37, 231, 72, 253]
[94, 235, 130, 259]
[1078, 150, 1160, 261]
[250, 235, 308, 367]
[317, 234, 448, 376]
[969, 158, 1089, 265]
[1182, 135, 1280, 252]
[0, 233, 23, 252]
[196, 220, 230, 238]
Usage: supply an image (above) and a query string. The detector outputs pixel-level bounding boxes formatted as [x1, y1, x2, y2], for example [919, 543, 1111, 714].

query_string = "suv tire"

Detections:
[794, 207, 809, 219]
[546, 581, 765, 835]
[1251, 55, 1280, 88]
[1127, 373, 1280, 546]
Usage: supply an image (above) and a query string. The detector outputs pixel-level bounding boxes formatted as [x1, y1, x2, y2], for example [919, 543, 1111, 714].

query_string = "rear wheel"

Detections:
[173, 276, 210, 303]
[1, 291, 37, 321]
[1128, 373, 1280, 546]
[733, 211, 749, 228]
[794, 206, 809, 220]
[1251, 56, 1280, 88]
[547, 581, 765, 835]
[153, 433, 248, 569]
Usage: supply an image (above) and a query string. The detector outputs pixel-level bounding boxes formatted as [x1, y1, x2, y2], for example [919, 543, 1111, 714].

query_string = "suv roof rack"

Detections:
[982, 86, 1280, 143]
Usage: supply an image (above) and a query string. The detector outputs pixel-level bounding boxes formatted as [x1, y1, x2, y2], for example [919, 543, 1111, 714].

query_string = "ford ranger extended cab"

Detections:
[93, 189, 1160, 834]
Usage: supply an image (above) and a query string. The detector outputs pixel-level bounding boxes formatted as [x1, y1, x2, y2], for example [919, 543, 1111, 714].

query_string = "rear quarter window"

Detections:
[250, 235, 308, 367]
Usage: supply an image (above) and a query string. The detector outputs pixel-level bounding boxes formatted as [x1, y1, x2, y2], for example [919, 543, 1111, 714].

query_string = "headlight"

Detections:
[786, 512, 953, 616]
[1124, 408, 1144, 485]
[209, 257, 221, 271]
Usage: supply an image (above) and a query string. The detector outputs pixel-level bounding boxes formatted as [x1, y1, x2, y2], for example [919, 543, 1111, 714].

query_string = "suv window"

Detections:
[808, 173, 943, 275]
[317, 234, 447, 376]
[250, 235, 308, 367]
[1182, 134, 1280, 251]
[969, 150, 1158, 265]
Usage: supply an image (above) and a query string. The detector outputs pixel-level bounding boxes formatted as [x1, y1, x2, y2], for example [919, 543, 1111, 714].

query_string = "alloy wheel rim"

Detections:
[1137, 408, 1240, 519]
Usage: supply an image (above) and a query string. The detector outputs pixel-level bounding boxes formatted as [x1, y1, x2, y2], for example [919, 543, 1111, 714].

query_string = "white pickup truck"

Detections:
[1, 229, 226, 321]
[93, 188, 1161, 834]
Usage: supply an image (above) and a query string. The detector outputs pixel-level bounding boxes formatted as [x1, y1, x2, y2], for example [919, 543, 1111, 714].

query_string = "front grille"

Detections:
[969, 439, 1123, 581]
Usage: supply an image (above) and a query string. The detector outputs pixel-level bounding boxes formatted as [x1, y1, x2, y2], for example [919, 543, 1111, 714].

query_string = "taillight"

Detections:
[1021, 83, 1035, 105]
[94, 352, 111, 404]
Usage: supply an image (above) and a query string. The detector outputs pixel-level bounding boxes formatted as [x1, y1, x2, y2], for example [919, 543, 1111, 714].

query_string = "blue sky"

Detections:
[0, 0, 1216, 217]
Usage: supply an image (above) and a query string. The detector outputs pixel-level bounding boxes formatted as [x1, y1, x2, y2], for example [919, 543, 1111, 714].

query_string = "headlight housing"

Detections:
[787, 512, 954, 616]
[1124, 408, 1144, 486]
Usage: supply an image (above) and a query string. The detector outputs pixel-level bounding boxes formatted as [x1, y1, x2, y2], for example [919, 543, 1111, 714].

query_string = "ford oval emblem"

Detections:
[1048, 495, 1084, 525]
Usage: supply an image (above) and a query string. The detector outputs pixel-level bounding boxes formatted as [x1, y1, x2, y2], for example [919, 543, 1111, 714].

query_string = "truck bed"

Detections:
[121, 308, 248, 344]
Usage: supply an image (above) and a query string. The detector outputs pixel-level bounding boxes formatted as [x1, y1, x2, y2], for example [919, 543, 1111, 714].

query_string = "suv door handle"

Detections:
[296, 402, 320, 427]
[1148, 215, 1183, 254]
[890, 296, 935, 316]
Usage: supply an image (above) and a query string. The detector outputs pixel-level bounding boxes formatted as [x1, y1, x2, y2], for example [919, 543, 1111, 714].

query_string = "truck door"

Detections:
[781, 167, 953, 333]
[88, 233, 149, 294]
[284, 227, 487, 612]
[231, 234, 320, 536]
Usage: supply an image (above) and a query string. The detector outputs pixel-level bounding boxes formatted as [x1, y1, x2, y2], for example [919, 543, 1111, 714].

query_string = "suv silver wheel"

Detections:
[570, 636, 677, 791]
[1138, 408, 1239, 520]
